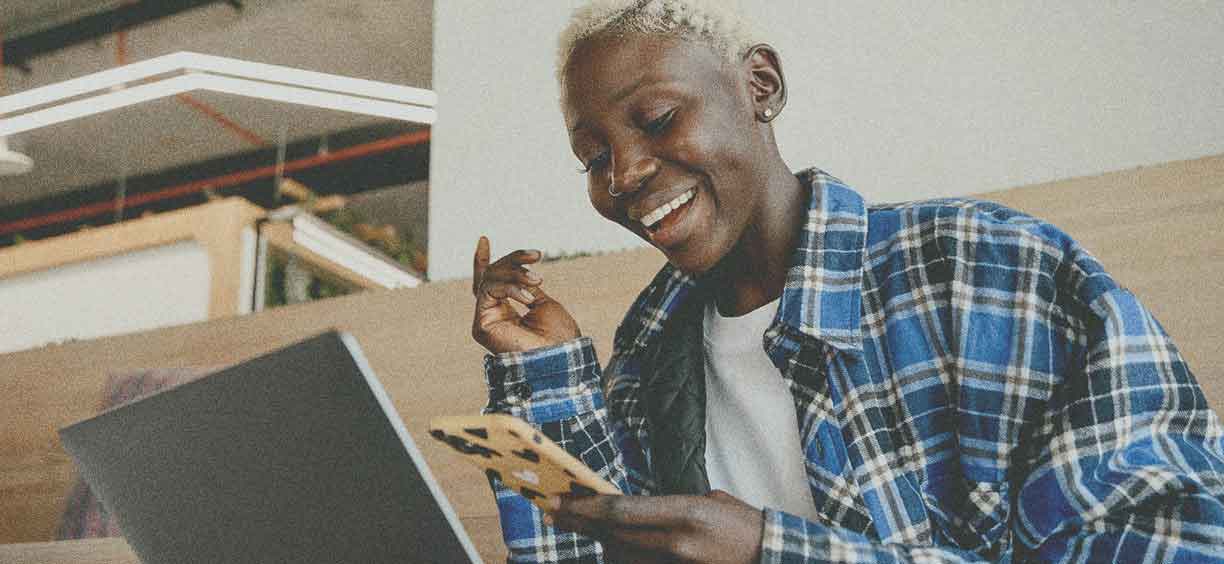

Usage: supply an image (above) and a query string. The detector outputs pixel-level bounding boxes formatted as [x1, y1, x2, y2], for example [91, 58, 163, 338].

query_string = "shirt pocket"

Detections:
[921, 476, 1011, 557]
[803, 421, 875, 536]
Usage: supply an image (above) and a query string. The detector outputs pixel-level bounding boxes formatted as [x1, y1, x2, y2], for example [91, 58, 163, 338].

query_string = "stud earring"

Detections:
[763, 108, 774, 119]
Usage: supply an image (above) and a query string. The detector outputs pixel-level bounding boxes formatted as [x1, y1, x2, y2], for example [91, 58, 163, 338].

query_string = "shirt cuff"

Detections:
[759, 507, 824, 563]
[483, 336, 604, 424]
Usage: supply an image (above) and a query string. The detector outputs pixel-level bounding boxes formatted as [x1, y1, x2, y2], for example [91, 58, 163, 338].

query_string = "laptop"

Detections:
[59, 330, 483, 564]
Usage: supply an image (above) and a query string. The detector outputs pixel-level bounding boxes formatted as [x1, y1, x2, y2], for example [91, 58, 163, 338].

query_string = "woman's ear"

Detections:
[743, 44, 786, 122]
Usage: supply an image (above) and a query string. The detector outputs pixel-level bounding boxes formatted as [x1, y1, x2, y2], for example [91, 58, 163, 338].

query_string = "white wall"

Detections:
[429, 1, 1224, 281]
[0, 242, 212, 354]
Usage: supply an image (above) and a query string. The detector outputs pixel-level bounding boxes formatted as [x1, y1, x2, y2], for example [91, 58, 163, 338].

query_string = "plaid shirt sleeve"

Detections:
[1013, 284, 1224, 562]
[482, 337, 645, 563]
[758, 214, 1224, 562]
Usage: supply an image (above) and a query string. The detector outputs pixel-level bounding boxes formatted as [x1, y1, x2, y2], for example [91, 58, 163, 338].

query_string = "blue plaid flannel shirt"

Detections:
[483, 168, 1224, 563]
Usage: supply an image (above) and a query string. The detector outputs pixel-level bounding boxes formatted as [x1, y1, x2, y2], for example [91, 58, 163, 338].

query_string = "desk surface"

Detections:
[0, 533, 504, 563]
[0, 538, 137, 564]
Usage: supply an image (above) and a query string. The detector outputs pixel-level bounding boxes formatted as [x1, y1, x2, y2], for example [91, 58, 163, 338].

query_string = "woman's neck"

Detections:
[708, 158, 806, 317]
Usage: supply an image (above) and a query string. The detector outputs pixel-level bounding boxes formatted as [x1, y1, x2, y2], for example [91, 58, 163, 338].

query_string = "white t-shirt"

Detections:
[703, 298, 822, 522]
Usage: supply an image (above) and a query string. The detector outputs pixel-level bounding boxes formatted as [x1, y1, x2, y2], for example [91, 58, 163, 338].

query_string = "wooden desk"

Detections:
[0, 520, 504, 563]
[0, 538, 137, 564]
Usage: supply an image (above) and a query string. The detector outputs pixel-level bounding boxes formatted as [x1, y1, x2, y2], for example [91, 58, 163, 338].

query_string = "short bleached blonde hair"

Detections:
[555, 0, 763, 90]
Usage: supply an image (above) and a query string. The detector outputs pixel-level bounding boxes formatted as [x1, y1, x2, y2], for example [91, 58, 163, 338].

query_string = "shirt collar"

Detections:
[615, 168, 869, 354]
[776, 168, 869, 352]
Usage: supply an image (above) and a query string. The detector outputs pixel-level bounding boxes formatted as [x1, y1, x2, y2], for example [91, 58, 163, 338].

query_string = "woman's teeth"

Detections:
[641, 188, 695, 229]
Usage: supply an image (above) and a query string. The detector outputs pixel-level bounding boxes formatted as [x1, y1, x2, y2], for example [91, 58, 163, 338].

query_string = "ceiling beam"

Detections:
[0, 129, 429, 238]
[2, 0, 242, 73]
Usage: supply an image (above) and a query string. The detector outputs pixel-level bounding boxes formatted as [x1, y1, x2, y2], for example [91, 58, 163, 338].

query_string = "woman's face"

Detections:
[562, 33, 769, 274]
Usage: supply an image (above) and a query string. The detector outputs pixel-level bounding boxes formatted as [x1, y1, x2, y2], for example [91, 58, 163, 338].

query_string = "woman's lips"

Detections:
[646, 191, 696, 248]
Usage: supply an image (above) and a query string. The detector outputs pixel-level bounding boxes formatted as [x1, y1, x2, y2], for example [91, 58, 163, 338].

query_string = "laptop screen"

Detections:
[60, 331, 482, 564]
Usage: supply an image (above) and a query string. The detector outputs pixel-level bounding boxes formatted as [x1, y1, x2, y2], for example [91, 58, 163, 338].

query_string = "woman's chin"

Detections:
[629, 222, 721, 275]
[661, 245, 722, 276]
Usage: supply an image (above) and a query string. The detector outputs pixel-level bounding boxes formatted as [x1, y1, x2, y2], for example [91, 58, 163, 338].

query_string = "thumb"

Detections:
[472, 236, 490, 296]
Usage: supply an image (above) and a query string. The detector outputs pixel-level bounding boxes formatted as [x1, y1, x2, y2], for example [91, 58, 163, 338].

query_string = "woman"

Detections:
[470, 1, 1224, 562]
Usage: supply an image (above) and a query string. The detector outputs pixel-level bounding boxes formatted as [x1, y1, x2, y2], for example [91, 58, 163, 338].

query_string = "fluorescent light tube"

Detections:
[0, 73, 435, 137]
[0, 53, 191, 115]
[186, 53, 437, 106]
[0, 75, 201, 136]
[200, 75, 436, 124]
[291, 213, 415, 274]
[0, 52, 434, 115]
[291, 225, 420, 289]
[0, 52, 436, 136]
[292, 228, 419, 289]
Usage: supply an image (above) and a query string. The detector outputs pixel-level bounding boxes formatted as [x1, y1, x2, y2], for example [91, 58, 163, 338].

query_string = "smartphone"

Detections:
[429, 414, 621, 510]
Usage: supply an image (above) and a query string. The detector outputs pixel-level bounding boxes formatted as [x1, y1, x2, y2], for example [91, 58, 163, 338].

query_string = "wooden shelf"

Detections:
[0, 538, 137, 564]
[0, 197, 265, 319]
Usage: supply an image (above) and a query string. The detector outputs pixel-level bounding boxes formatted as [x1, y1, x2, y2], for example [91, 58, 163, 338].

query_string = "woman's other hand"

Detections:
[548, 490, 765, 564]
[471, 236, 581, 354]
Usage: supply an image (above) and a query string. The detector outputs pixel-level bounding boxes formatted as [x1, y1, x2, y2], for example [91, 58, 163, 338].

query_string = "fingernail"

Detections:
[541, 513, 554, 526]
[517, 287, 535, 302]
[525, 272, 542, 283]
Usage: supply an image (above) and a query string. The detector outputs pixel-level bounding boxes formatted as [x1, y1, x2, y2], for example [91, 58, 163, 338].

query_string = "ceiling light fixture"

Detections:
[0, 136, 34, 176]
[0, 51, 437, 137]
[0, 30, 34, 176]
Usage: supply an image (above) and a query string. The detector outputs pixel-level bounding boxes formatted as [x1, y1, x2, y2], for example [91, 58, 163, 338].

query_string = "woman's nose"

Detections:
[609, 151, 659, 198]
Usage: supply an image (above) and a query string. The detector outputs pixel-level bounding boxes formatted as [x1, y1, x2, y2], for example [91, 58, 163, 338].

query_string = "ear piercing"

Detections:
[763, 108, 774, 119]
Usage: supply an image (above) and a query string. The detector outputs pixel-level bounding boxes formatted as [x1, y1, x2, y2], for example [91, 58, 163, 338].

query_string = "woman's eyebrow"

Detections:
[567, 76, 672, 133]
[610, 75, 651, 103]
[612, 74, 670, 104]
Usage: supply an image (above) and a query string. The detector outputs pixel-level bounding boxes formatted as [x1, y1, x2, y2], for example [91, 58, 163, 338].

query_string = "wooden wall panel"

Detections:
[985, 153, 1223, 409]
[0, 153, 1219, 561]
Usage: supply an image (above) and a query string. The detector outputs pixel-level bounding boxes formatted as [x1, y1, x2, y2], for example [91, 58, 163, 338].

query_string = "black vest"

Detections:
[640, 286, 711, 495]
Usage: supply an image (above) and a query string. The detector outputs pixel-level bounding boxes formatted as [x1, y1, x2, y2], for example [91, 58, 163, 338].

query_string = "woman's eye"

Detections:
[578, 152, 610, 175]
[644, 108, 677, 135]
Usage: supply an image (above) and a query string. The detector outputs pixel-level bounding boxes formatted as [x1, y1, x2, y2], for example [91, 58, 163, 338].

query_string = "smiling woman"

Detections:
[562, 31, 799, 282]
[467, 1, 1224, 563]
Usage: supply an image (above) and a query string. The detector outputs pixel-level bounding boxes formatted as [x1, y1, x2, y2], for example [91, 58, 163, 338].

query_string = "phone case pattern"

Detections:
[429, 414, 620, 510]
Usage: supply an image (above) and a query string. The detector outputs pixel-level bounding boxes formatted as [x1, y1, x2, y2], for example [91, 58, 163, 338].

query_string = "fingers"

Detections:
[502, 248, 543, 265]
[550, 496, 696, 562]
[554, 495, 691, 531]
[475, 244, 545, 307]
[602, 542, 672, 564]
[473, 238, 541, 296]
[601, 529, 677, 560]
[705, 489, 733, 501]
[549, 493, 764, 564]
[479, 278, 538, 308]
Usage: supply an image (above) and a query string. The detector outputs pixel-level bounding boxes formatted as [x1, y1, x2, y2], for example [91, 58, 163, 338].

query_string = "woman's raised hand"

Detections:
[471, 236, 581, 354]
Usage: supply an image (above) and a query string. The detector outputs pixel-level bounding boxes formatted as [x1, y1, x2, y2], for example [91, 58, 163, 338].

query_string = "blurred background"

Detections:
[3, 0, 1223, 353]
[1, 0, 430, 250]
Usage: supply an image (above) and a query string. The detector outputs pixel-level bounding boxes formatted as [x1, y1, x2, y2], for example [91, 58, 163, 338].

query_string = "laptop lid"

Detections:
[59, 330, 482, 564]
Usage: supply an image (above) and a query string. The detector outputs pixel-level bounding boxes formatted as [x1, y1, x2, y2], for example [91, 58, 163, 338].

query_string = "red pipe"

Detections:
[174, 92, 271, 146]
[0, 129, 430, 236]
[116, 29, 128, 65]
[115, 13, 271, 147]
